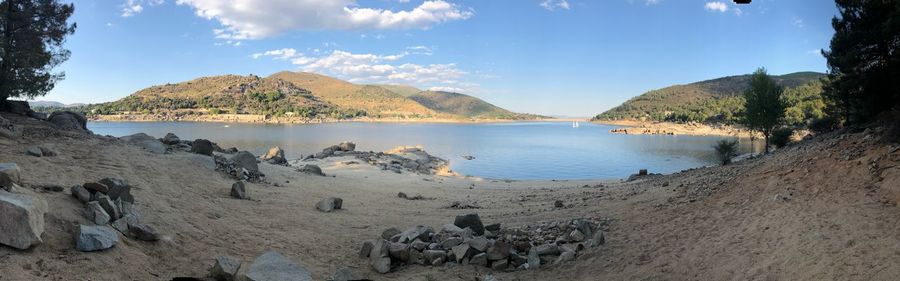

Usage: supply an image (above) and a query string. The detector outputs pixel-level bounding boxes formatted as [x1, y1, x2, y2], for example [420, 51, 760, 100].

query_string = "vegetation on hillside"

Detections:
[593, 72, 826, 124]
[372, 84, 422, 97]
[741, 68, 786, 153]
[409, 91, 539, 119]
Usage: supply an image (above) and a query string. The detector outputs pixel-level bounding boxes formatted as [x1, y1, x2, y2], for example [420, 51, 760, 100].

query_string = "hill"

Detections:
[594, 72, 827, 124]
[88, 74, 351, 119]
[28, 101, 66, 108]
[408, 90, 526, 119]
[372, 84, 423, 97]
[269, 72, 438, 118]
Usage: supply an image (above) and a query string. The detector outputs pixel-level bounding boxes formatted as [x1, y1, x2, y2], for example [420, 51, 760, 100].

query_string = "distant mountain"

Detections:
[409, 91, 527, 119]
[28, 101, 67, 108]
[594, 71, 827, 123]
[372, 84, 423, 97]
[269, 71, 437, 118]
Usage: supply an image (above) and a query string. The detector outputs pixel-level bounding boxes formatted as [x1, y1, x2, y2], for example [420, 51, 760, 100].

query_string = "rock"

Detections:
[47, 111, 88, 131]
[591, 231, 605, 246]
[27, 111, 46, 120]
[527, 248, 540, 269]
[2, 100, 30, 115]
[451, 243, 474, 263]
[370, 239, 392, 274]
[408, 247, 425, 264]
[315, 197, 343, 212]
[554, 200, 564, 208]
[99, 177, 133, 203]
[468, 236, 489, 252]
[639, 169, 648, 176]
[359, 241, 374, 258]
[83, 182, 109, 194]
[441, 237, 463, 249]
[128, 223, 159, 241]
[85, 201, 111, 225]
[331, 266, 364, 281]
[381, 227, 401, 240]
[485, 223, 501, 232]
[399, 225, 434, 243]
[297, 164, 324, 176]
[453, 213, 485, 235]
[121, 133, 167, 154]
[486, 240, 511, 261]
[211, 255, 241, 281]
[75, 225, 118, 252]
[230, 151, 259, 173]
[0, 116, 22, 138]
[262, 146, 286, 165]
[423, 250, 447, 264]
[440, 223, 465, 235]
[469, 253, 488, 266]
[244, 251, 312, 281]
[555, 250, 575, 264]
[191, 139, 215, 156]
[389, 242, 410, 262]
[338, 142, 356, 152]
[570, 229, 585, 242]
[70, 185, 91, 203]
[231, 181, 248, 199]
[97, 195, 121, 219]
[491, 258, 508, 270]
[0, 163, 21, 189]
[25, 146, 43, 157]
[161, 133, 181, 145]
[534, 244, 560, 256]
[411, 240, 429, 251]
[110, 218, 129, 234]
[0, 190, 48, 249]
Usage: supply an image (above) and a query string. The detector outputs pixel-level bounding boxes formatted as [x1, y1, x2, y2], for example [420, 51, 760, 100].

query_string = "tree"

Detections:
[741, 68, 786, 153]
[823, 0, 900, 124]
[713, 139, 739, 165]
[0, 0, 75, 103]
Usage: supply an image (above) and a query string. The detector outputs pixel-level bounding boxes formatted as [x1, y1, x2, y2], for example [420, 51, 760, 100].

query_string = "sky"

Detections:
[41, 0, 838, 117]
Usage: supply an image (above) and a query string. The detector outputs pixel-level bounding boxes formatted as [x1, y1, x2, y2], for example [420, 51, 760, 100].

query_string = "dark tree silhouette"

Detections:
[0, 0, 75, 104]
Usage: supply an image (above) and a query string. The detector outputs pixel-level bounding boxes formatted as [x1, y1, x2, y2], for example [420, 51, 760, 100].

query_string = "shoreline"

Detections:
[592, 119, 757, 138]
[88, 114, 583, 125]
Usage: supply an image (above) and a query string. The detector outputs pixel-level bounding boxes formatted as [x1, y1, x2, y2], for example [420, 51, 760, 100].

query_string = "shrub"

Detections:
[770, 127, 795, 148]
[713, 139, 740, 165]
[808, 116, 840, 134]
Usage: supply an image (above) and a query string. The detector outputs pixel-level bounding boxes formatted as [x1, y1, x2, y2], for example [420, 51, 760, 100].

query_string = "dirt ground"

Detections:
[1, 113, 899, 281]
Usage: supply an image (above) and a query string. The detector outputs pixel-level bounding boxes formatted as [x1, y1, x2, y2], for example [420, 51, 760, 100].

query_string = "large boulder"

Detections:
[262, 146, 286, 165]
[297, 165, 324, 176]
[0, 115, 22, 138]
[161, 133, 181, 145]
[1, 100, 30, 115]
[244, 251, 312, 281]
[47, 111, 88, 131]
[75, 225, 118, 252]
[192, 139, 214, 156]
[454, 213, 485, 235]
[211, 255, 241, 281]
[121, 133, 166, 154]
[0, 163, 21, 190]
[70, 185, 91, 203]
[0, 190, 48, 249]
[369, 239, 391, 274]
[230, 151, 259, 173]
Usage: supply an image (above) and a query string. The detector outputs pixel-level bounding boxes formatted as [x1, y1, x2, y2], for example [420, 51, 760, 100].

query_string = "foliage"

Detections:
[409, 91, 532, 119]
[741, 68, 786, 153]
[823, 0, 900, 124]
[712, 139, 739, 165]
[770, 127, 794, 148]
[782, 80, 826, 126]
[0, 0, 76, 102]
[808, 115, 840, 134]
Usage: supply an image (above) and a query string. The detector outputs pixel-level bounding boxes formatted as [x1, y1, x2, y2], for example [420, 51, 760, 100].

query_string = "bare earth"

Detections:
[1, 113, 899, 280]
[595, 119, 757, 138]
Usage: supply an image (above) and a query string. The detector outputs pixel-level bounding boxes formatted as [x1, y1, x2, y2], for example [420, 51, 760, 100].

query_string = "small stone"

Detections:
[527, 249, 540, 269]
[535, 244, 560, 256]
[554, 200, 564, 208]
[452, 243, 474, 263]
[555, 250, 576, 264]
[85, 201, 111, 225]
[491, 258, 508, 270]
[468, 236, 489, 252]
[408, 248, 425, 264]
[262, 146, 287, 165]
[486, 240, 511, 261]
[591, 231, 605, 246]
[315, 197, 343, 212]
[231, 181, 248, 199]
[25, 146, 43, 157]
[75, 225, 118, 252]
[440, 223, 465, 235]
[161, 133, 181, 145]
[297, 164, 324, 176]
[338, 142, 356, 152]
[399, 225, 434, 243]
[99, 177, 133, 203]
[244, 251, 312, 281]
[423, 250, 447, 265]
[0, 163, 21, 189]
[70, 185, 91, 203]
[441, 237, 463, 249]
[128, 223, 159, 241]
[110, 219, 129, 234]
[331, 266, 364, 281]
[453, 213, 485, 235]
[0, 190, 48, 249]
[381, 227, 401, 240]
[411, 240, 429, 251]
[97, 195, 121, 220]
[359, 241, 374, 258]
[389, 242, 410, 262]
[469, 253, 487, 266]
[570, 229, 585, 242]
[484, 223, 501, 232]
[83, 182, 109, 194]
[211, 255, 241, 281]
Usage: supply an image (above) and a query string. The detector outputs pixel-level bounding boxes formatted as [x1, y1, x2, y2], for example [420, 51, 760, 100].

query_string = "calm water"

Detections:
[87, 121, 760, 180]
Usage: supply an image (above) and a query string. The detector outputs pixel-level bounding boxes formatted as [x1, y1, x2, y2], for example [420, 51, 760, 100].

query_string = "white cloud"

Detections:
[540, 0, 570, 11]
[792, 16, 805, 28]
[704, 2, 728, 13]
[406, 45, 433, 56]
[121, 0, 163, 17]
[174, 0, 473, 40]
[254, 48, 474, 92]
[645, 0, 661, 5]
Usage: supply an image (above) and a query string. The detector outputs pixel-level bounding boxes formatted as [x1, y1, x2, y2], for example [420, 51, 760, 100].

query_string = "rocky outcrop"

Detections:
[303, 144, 450, 175]
[244, 251, 312, 281]
[121, 133, 167, 154]
[47, 111, 88, 131]
[0, 190, 48, 249]
[360, 214, 609, 273]
[262, 146, 287, 165]
[75, 225, 118, 252]
[215, 151, 264, 182]
[192, 139, 214, 156]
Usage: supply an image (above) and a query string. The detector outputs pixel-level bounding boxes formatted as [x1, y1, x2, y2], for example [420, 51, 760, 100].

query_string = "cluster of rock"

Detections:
[215, 151, 266, 182]
[70, 177, 159, 251]
[210, 251, 314, 281]
[25, 145, 57, 157]
[360, 213, 607, 274]
[303, 143, 450, 175]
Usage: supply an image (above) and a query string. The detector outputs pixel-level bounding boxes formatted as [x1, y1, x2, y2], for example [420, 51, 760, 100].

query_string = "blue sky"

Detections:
[43, 0, 837, 117]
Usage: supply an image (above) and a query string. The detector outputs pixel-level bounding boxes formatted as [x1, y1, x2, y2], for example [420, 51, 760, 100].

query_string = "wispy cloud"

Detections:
[792, 16, 805, 28]
[539, 0, 570, 11]
[121, 0, 163, 17]
[174, 0, 474, 40]
[704, 1, 728, 13]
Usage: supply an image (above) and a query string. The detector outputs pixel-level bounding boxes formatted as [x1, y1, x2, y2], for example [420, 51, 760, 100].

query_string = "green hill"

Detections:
[594, 72, 827, 124]
[372, 84, 423, 97]
[409, 91, 532, 119]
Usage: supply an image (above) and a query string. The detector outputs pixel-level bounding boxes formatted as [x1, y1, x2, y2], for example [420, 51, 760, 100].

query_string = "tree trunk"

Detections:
[0, 0, 15, 102]
[763, 132, 770, 154]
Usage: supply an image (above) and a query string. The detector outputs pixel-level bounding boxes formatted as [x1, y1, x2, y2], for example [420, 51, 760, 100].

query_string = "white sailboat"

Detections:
[572, 121, 580, 128]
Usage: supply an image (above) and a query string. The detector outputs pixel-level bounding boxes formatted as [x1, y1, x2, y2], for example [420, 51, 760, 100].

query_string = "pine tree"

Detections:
[742, 68, 786, 153]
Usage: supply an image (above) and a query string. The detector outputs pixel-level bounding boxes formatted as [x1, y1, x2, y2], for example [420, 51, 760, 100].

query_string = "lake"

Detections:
[87, 121, 761, 180]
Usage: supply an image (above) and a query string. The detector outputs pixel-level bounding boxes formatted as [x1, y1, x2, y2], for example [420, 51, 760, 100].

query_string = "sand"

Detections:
[1, 113, 899, 280]
[595, 119, 757, 138]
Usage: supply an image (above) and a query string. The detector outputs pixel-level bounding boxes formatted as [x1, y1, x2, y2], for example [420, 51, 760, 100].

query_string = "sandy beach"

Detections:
[2, 112, 900, 280]
[594, 119, 757, 138]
